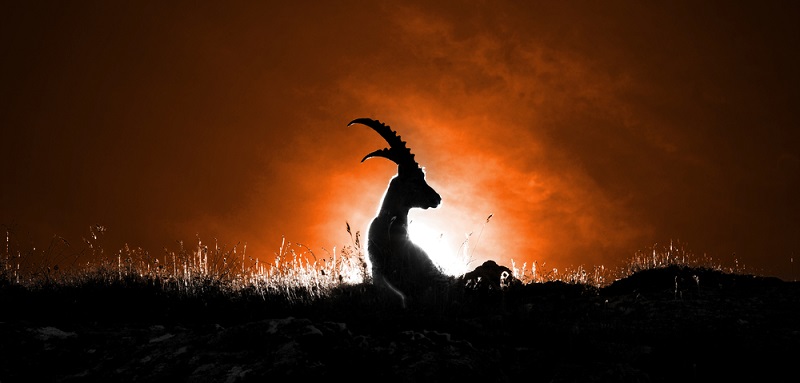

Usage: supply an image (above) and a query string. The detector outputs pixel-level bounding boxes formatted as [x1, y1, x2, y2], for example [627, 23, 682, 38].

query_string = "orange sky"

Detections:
[2, 1, 799, 280]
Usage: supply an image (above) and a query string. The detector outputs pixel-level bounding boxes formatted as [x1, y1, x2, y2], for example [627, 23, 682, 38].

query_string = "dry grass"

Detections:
[1, 224, 368, 303]
[2, 222, 749, 302]
[510, 239, 749, 288]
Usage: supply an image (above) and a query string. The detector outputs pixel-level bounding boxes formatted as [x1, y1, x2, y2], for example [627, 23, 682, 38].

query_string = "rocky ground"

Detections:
[1, 265, 798, 382]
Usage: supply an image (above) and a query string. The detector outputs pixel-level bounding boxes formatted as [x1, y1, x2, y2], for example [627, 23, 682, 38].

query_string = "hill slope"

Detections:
[1, 266, 797, 382]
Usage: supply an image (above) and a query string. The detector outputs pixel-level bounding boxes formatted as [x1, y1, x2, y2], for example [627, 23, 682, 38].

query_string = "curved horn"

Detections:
[348, 118, 419, 170]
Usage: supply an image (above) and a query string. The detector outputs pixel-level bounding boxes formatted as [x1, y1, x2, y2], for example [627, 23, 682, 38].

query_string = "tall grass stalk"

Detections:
[1, 226, 368, 303]
[3, 224, 750, 297]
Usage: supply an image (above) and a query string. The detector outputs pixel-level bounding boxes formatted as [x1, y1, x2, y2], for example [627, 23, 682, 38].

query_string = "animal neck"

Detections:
[375, 185, 410, 229]
[377, 204, 409, 225]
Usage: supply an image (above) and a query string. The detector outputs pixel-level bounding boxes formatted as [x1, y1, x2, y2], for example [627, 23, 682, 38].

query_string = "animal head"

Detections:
[348, 118, 441, 210]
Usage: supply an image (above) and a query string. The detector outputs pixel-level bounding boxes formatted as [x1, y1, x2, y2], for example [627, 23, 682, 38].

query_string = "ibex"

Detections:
[348, 118, 447, 308]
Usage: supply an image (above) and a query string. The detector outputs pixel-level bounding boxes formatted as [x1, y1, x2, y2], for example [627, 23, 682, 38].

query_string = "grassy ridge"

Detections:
[3, 227, 796, 382]
[1, 224, 757, 323]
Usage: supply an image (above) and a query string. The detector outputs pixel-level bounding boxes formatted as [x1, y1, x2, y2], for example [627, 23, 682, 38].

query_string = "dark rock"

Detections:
[1, 267, 798, 382]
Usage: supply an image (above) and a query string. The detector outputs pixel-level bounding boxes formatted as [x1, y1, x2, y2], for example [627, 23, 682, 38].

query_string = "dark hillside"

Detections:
[1, 267, 798, 382]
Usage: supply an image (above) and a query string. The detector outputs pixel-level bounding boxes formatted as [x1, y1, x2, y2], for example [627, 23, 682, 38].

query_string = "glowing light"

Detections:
[408, 221, 468, 276]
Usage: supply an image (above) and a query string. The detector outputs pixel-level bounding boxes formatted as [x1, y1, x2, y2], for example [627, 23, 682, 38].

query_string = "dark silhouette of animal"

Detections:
[461, 260, 516, 292]
[348, 118, 447, 308]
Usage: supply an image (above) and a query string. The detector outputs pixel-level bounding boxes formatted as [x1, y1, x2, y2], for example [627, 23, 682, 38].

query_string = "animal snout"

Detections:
[424, 193, 442, 209]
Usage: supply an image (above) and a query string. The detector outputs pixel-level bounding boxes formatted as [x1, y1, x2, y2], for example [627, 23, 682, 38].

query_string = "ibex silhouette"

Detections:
[348, 118, 447, 308]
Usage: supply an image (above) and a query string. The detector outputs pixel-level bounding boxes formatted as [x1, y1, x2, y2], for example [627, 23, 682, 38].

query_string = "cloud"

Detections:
[316, 4, 656, 270]
[2, 1, 797, 280]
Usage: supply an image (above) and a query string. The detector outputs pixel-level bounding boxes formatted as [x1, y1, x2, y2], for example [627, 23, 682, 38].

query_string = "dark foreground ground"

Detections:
[1, 265, 798, 382]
